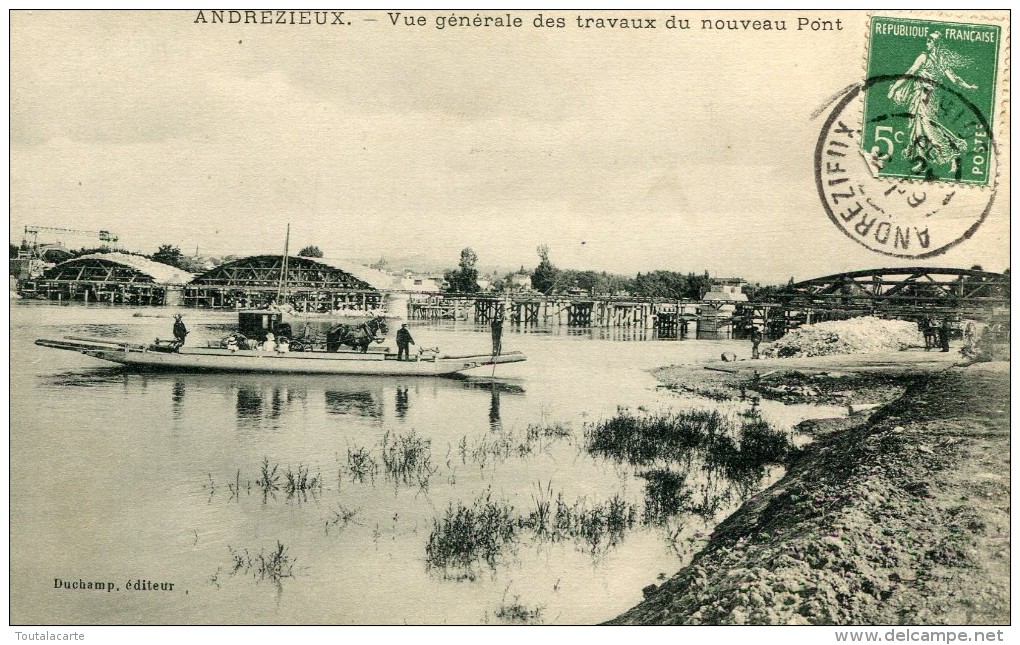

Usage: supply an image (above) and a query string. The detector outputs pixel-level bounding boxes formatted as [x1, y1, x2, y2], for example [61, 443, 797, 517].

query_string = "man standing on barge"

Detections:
[396, 323, 415, 360]
[491, 313, 504, 356]
[172, 314, 188, 346]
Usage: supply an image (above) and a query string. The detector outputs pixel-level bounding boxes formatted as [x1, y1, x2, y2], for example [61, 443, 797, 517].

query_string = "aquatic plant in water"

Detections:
[381, 429, 437, 486]
[283, 464, 322, 496]
[425, 489, 518, 572]
[584, 409, 727, 465]
[526, 422, 573, 440]
[325, 504, 359, 535]
[525, 482, 638, 553]
[426, 484, 640, 575]
[344, 445, 378, 483]
[586, 408, 791, 472]
[640, 469, 693, 526]
[255, 457, 280, 493]
[460, 423, 573, 471]
[586, 407, 794, 526]
[227, 541, 295, 584]
[493, 590, 545, 625]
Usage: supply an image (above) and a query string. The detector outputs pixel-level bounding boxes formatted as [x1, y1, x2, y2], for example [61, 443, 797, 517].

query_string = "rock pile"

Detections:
[764, 317, 922, 358]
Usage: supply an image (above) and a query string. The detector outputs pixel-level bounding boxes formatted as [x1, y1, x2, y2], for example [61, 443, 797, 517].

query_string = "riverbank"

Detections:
[611, 355, 1009, 625]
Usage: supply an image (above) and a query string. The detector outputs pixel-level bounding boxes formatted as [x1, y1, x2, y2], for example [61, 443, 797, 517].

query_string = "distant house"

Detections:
[507, 273, 533, 291]
[698, 278, 747, 340]
[397, 270, 442, 293]
[702, 278, 747, 302]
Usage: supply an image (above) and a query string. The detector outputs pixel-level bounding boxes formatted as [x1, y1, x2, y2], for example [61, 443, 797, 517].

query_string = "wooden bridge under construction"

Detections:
[407, 267, 1009, 338]
[17, 257, 1008, 338]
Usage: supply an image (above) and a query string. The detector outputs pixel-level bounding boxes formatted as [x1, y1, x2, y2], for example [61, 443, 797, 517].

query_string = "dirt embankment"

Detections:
[610, 362, 1009, 625]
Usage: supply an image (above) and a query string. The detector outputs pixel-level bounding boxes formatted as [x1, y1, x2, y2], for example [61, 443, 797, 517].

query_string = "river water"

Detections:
[9, 301, 845, 625]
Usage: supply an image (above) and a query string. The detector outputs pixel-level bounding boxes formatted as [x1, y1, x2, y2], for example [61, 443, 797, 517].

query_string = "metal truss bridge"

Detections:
[775, 267, 1009, 318]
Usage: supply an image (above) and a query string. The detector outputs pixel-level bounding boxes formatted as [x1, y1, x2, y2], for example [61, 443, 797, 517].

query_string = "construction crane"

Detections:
[23, 225, 119, 252]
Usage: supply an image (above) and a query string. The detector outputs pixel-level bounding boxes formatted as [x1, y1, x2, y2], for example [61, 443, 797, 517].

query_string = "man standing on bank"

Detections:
[491, 313, 503, 356]
[939, 318, 951, 353]
[396, 323, 415, 361]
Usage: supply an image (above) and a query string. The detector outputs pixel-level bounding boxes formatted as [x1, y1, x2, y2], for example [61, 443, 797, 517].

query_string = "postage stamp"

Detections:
[861, 16, 1001, 185]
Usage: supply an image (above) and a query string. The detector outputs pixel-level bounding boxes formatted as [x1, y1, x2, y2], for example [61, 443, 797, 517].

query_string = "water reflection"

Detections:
[141, 373, 527, 431]
[62, 323, 136, 339]
[163, 375, 312, 426]
[458, 378, 526, 395]
[527, 326, 695, 342]
[489, 387, 501, 431]
[324, 389, 382, 418]
[266, 389, 281, 418]
[236, 388, 263, 419]
[171, 381, 186, 418]
[39, 368, 129, 389]
[395, 386, 409, 419]
[640, 469, 691, 525]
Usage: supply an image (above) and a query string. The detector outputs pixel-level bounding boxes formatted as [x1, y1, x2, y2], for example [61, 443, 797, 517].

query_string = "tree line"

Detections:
[442, 244, 790, 300]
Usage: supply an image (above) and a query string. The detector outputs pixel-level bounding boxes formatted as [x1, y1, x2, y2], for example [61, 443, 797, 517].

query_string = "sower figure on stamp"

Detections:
[172, 314, 188, 347]
[396, 323, 414, 361]
[887, 32, 978, 174]
[491, 313, 503, 357]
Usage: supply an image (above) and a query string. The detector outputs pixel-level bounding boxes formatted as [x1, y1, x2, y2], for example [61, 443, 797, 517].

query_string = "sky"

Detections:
[9, 9, 1011, 283]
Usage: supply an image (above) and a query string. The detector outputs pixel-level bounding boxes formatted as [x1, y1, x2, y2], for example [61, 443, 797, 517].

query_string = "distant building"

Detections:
[507, 273, 533, 291]
[397, 270, 442, 293]
[698, 278, 746, 340]
[702, 278, 747, 302]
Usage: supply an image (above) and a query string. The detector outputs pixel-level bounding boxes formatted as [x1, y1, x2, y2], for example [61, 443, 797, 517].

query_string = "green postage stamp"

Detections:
[862, 16, 1000, 185]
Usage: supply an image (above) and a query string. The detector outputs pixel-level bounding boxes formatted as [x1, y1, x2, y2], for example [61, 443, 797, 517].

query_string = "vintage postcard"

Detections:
[8, 8, 1010, 636]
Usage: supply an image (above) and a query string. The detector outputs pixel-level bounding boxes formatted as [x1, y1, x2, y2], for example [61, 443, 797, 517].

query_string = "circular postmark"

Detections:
[815, 76, 998, 259]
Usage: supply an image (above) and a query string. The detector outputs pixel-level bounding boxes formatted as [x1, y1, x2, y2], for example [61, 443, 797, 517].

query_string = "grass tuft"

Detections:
[585, 409, 726, 464]
[381, 429, 437, 486]
[425, 489, 517, 571]
[345, 446, 378, 483]
[283, 463, 322, 495]
[256, 457, 279, 493]
[227, 541, 295, 584]
[494, 592, 545, 625]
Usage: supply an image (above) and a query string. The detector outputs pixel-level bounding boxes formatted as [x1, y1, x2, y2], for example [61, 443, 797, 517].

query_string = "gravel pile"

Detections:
[764, 317, 922, 358]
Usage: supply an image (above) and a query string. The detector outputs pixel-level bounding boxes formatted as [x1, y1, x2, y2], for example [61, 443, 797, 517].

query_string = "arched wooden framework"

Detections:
[20, 253, 190, 305]
[183, 255, 384, 311]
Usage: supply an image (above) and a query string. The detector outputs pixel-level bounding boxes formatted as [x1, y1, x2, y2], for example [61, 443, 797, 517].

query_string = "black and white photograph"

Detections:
[7, 8, 1011, 637]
